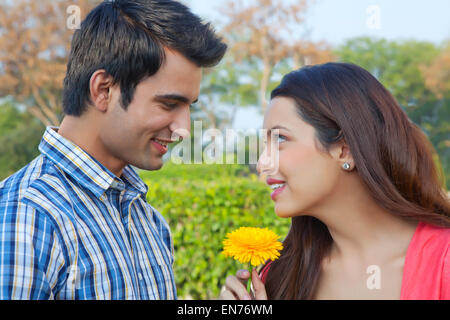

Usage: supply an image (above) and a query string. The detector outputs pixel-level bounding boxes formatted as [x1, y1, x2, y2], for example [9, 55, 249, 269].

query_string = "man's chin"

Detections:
[151, 162, 164, 171]
[134, 158, 164, 171]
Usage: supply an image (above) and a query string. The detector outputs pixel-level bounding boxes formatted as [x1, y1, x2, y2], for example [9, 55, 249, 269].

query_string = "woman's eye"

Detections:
[276, 134, 287, 144]
[263, 133, 287, 146]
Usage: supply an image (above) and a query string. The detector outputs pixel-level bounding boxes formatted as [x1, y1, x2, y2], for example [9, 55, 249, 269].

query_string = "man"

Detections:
[0, 0, 226, 299]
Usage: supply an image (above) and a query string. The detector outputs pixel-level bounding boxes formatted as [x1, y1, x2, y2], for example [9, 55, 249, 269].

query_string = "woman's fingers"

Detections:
[251, 269, 268, 300]
[236, 269, 250, 285]
[220, 269, 268, 300]
[219, 289, 237, 300]
[224, 271, 252, 300]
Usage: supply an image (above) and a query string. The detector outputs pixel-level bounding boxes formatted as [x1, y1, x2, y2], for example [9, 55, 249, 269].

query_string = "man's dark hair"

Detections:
[62, 0, 227, 116]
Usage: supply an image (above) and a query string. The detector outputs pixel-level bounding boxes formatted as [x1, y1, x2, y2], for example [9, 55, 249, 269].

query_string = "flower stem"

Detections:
[246, 263, 252, 293]
[247, 263, 253, 293]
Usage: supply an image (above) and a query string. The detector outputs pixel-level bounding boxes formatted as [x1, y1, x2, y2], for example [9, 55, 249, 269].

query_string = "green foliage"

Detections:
[0, 101, 45, 180]
[334, 37, 440, 106]
[139, 163, 290, 299]
[408, 98, 450, 189]
[335, 37, 450, 189]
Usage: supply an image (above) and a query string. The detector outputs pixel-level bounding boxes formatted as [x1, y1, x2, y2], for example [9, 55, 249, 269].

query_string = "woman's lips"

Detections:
[270, 185, 286, 200]
[266, 178, 285, 185]
[266, 178, 286, 200]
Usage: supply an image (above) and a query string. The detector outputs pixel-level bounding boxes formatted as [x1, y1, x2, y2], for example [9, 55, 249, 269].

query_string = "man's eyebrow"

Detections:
[154, 93, 198, 104]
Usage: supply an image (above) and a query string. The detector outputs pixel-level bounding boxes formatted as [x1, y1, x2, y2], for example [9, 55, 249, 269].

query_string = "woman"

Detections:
[221, 62, 450, 300]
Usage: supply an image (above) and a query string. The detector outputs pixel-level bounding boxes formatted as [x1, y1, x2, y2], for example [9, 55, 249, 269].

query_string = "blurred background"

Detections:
[0, 0, 449, 299]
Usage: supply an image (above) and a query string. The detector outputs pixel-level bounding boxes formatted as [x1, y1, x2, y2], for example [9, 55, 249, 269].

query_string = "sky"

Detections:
[183, 0, 450, 130]
[188, 0, 450, 46]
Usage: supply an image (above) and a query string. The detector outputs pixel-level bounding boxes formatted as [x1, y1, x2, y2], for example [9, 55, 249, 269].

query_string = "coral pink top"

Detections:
[260, 222, 450, 300]
[400, 222, 450, 299]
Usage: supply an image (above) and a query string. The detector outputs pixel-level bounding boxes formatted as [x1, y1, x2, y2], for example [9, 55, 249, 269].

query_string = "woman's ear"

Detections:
[89, 69, 114, 112]
[330, 139, 355, 171]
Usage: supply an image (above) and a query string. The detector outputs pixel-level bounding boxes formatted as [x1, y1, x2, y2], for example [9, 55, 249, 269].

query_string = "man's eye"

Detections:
[163, 102, 178, 109]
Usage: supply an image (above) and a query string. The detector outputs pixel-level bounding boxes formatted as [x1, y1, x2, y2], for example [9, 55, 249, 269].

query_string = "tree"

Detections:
[335, 37, 440, 107]
[335, 37, 449, 189]
[0, 100, 45, 180]
[419, 41, 450, 189]
[193, 56, 260, 131]
[420, 41, 450, 100]
[0, 0, 94, 127]
[220, 0, 333, 114]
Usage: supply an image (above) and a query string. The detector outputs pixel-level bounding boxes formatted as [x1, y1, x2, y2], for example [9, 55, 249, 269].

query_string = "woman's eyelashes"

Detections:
[263, 133, 288, 146]
[275, 134, 287, 144]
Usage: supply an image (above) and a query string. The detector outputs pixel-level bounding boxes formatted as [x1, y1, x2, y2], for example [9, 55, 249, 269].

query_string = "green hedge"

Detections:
[139, 163, 290, 299]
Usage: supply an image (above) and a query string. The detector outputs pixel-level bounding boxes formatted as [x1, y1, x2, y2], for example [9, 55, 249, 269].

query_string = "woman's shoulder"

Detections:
[406, 221, 450, 269]
[411, 221, 450, 252]
[401, 221, 450, 300]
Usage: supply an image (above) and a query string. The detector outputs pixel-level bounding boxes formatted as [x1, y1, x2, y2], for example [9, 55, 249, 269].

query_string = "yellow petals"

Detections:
[222, 227, 283, 267]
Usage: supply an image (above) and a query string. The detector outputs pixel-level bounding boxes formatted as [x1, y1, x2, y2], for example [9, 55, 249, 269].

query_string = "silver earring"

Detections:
[343, 162, 351, 170]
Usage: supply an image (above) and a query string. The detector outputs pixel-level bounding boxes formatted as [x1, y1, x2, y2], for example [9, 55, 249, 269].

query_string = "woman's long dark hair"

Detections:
[264, 62, 450, 300]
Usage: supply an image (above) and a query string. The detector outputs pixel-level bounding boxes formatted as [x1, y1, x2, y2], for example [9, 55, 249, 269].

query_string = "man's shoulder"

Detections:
[0, 155, 72, 218]
[1, 155, 47, 201]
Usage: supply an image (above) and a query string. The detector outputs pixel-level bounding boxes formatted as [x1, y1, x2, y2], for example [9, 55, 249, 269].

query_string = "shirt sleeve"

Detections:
[0, 200, 67, 299]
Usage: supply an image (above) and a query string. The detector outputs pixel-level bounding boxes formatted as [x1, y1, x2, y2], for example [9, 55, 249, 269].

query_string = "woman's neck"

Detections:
[310, 173, 419, 265]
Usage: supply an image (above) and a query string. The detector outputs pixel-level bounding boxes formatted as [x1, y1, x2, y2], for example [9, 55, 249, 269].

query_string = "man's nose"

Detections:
[169, 105, 191, 140]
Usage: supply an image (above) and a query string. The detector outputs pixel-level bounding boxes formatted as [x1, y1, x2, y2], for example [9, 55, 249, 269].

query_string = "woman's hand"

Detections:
[220, 269, 268, 300]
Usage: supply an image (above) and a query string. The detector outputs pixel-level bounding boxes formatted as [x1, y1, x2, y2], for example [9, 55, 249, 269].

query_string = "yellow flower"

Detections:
[222, 227, 283, 267]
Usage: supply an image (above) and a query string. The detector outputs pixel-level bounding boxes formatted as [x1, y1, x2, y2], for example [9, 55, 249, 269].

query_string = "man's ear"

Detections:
[330, 139, 355, 170]
[89, 70, 114, 112]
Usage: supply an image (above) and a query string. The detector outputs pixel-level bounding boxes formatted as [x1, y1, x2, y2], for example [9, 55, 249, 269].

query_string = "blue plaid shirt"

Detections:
[0, 127, 176, 299]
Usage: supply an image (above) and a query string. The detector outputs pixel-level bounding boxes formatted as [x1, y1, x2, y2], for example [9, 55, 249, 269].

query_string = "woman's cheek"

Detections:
[275, 147, 315, 214]
[282, 146, 336, 215]
[281, 144, 316, 177]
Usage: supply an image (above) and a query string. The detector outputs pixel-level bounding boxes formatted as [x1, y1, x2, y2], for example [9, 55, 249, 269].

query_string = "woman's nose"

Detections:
[257, 145, 279, 175]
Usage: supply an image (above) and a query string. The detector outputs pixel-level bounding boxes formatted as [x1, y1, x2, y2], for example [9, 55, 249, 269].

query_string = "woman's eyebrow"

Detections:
[265, 125, 290, 139]
[268, 125, 290, 132]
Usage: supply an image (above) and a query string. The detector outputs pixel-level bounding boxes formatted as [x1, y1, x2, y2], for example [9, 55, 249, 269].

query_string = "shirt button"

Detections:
[138, 272, 143, 281]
